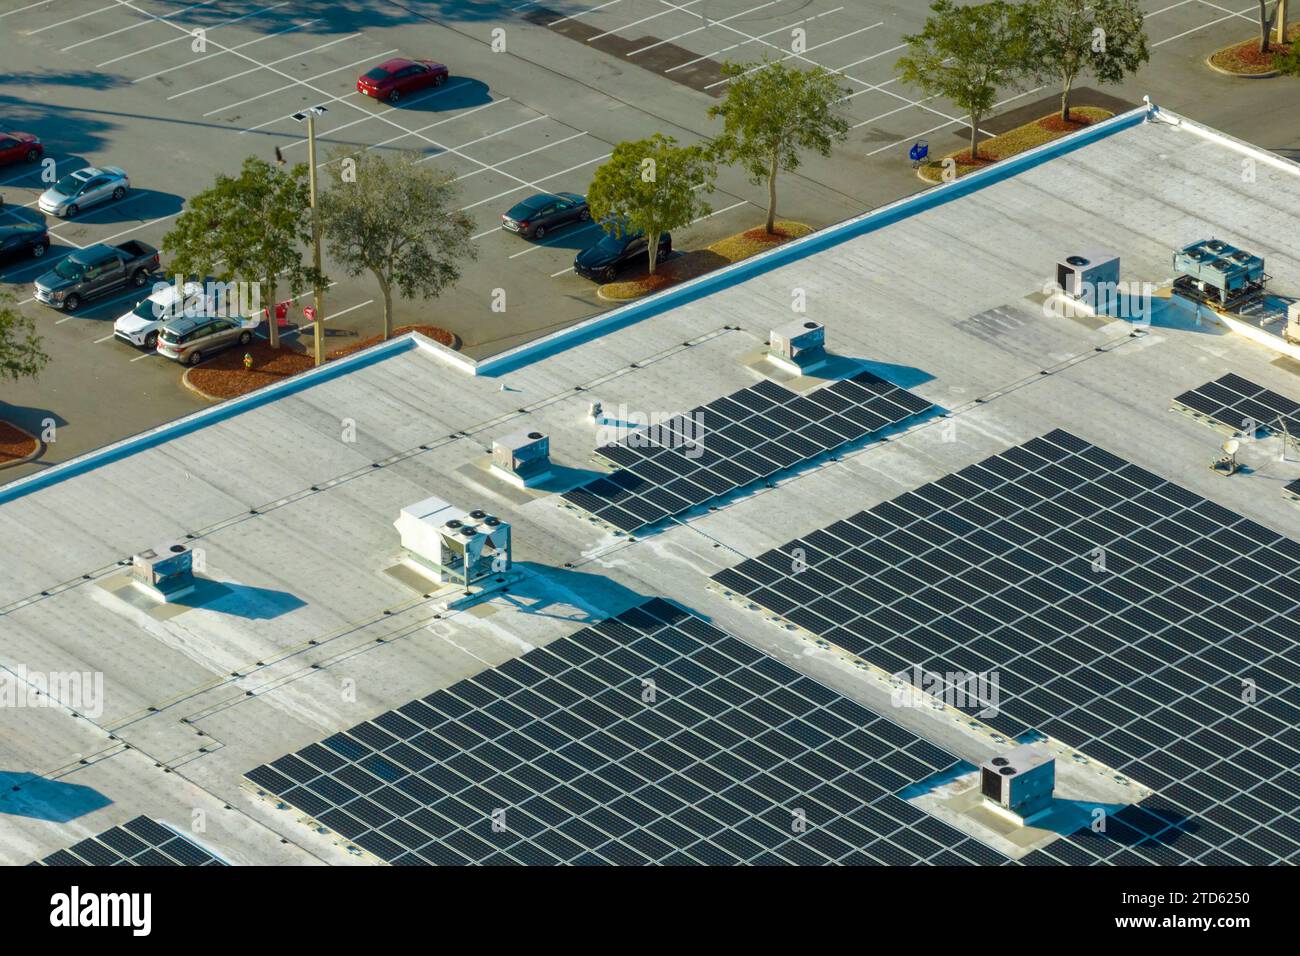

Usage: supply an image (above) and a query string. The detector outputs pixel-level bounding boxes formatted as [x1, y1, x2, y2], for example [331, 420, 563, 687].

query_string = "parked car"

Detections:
[33, 240, 159, 312]
[501, 192, 589, 240]
[156, 313, 254, 365]
[0, 130, 42, 166]
[114, 280, 212, 349]
[38, 165, 129, 218]
[357, 58, 448, 103]
[0, 223, 50, 263]
[574, 229, 672, 284]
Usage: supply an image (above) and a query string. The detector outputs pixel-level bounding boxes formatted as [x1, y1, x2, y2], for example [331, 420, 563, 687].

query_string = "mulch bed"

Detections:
[919, 107, 1112, 183]
[0, 420, 39, 466]
[185, 324, 456, 400]
[1209, 23, 1298, 75]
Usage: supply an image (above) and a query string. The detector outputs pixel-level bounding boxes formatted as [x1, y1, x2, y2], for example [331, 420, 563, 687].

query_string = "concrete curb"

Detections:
[1205, 53, 1279, 79]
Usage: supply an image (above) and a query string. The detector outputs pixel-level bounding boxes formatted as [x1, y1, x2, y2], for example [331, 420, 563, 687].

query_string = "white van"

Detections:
[113, 280, 211, 350]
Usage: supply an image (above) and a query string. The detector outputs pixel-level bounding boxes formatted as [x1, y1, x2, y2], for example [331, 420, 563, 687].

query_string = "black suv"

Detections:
[574, 229, 672, 284]
[0, 223, 50, 264]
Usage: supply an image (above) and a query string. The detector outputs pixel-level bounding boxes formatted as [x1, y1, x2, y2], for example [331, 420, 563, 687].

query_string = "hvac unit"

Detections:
[1055, 251, 1120, 309]
[130, 541, 197, 602]
[394, 497, 512, 590]
[1173, 239, 1268, 307]
[980, 745, 1055, 820]
[490, 430, 553, 487]
[769, 319, 826, 372]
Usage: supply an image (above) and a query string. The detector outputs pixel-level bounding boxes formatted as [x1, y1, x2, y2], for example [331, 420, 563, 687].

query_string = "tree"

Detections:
[319, 150, 476, 341]
[1023, 0, 1149, 122]
[0, 294, 49, 382]
[896, 0, 1032, 162]
[1257, 1, 1280, 54]
[162, 156, 317, 349]
[586, 134, 715, 276]
[707, 60, 849, 234]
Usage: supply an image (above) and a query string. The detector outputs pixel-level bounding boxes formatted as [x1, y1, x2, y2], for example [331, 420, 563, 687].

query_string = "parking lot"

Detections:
[2, 0, 1298, 480]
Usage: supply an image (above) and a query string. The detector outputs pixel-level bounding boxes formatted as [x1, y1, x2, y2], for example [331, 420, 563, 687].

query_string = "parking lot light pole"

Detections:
[292, 106, 328, 366]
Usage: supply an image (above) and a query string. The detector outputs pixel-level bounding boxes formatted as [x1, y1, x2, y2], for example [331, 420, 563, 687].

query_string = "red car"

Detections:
[357, 58, 448, 103]
[0, 130, 43, 166]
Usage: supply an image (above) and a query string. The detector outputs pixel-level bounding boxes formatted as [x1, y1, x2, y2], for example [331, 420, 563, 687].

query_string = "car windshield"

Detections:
[159, 326, 182, 344]
[54, 174, 83, 194]
[363, 67, 390, 81]
[53, 259, 84, 279]
[596, 232, 631, 253]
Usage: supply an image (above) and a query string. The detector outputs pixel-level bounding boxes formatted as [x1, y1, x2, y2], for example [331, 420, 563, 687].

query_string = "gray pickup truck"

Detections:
[34, 240, 160, 312]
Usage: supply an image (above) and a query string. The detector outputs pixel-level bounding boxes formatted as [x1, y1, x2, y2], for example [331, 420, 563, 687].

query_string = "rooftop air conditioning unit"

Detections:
[1055, 251, 1120, 311]
[980, 745, 1055, 821]
[769, 319, 826, 372]
[395, 497, 512, 589]
[490, 430, 553, 488]
[130, 540, 197, 602]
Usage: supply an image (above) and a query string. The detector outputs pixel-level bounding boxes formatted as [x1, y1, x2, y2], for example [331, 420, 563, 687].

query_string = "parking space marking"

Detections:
[176, 33, 362, 102]
[0, 0, 58, 19]
[458, 154, 609, 208]
[547, 0, 626, 27]
[282, 80, 493, 150]
[110, 3, 295, 71]
[507, 220, 601, 258]
[660, 4, 837, 68]
[453, 130, 591, 182]
[311, 94, 509, 159]
[26, 1, 120, 34]
[589, 0, 705, 42]
[233, 51, 404, 131]
[4, 211, 181, 293]
[62, 0, 214, 52]
[414, 115, 550, 164]
[700, 20, 888, 88]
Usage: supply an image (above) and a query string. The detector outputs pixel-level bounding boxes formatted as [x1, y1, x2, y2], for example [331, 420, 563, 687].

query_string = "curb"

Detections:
[0, 423, 45, 471]
[915, 109, 1116, 184]
[1205, 53, 1280, 78]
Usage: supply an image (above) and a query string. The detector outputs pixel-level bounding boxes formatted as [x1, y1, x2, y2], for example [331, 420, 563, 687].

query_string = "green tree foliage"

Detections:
[162, 156, 318, 349]
[586, 134, 715, 276]
[319, 150, 476, 341]
[708, 60, 849, 234]
[896, 0, 1032, 162]
[0, 293, 49, 383]
[1023, 0, 1149, 121]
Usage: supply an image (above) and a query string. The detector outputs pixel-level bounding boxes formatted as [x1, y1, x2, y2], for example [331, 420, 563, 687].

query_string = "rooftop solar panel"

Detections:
[245, 600, 969, 865]
[30, 816, 226, 866]
[1174, 374, 1300, 439]
[711, 429, 1300, 865]
[561, 371, 934, 533]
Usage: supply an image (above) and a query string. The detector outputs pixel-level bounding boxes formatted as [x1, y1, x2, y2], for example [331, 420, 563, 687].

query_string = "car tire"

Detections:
[66, 204, 79, 218]
[662, 239, 672, 257]
[144, 331, 158, 349]
[31, 242, 47, 258]
[389, 89, 400, 103]
[238, 331, 252, 346]
[63, 294, 81, 312]
[25, 148, 38, 163]
[112, 186, 125, 201]
[579, 208, 590, 222]
[534, 226, 546, 241]
[600, 267, 616, 284]
[434, 74, 446, 86]
[131, 268, 147, 287]
[188, 350, 203, 366]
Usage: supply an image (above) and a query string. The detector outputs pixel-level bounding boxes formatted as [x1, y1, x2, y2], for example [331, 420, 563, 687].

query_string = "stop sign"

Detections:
[303, 306, 317, 322]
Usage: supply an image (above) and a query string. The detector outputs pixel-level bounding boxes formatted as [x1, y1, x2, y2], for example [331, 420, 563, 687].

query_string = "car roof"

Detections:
[160, 313, 226, 334]
[375, 58, 415, 72]
[148, 281, 204, 303]
[0, 223, 45, 237]
[513, 194, 557, 211]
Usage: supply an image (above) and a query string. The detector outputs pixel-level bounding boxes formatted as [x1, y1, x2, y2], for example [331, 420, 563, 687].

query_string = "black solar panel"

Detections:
[246, 600, 970, 865]
[711, 430, 1300, 865]
[1174, 374, 1300, 438]
[561, 370, 934, 533]
[31, 816, 226, 866]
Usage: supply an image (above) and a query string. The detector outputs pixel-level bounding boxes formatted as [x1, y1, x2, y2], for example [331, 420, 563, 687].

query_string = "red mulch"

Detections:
[0, 420, 39, 465]
[186, 324, 456, 400]
[956, 153, 999, 168]
[1038, 113, 1099, 133]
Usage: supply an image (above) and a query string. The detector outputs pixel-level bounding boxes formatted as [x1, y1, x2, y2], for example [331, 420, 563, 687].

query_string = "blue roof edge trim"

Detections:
[0, 335, 417, 507]
[0, 106, 1148, 507]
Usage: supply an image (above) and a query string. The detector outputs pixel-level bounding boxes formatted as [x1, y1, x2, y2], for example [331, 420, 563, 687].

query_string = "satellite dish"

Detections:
[1223, 438, 1240, 455]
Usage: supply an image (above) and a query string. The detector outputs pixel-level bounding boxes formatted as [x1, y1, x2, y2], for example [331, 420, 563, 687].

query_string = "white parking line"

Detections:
[282, 79, 490, 150]
[176, 33, 361, 102]
[314, 95, 509, 160]
[237, 51, 404, 132]
[0, 0, 57, 19]
[26, 1, 119, 34]
[546, 0, 625, 27]
[277, 297, 372, 340]
[453, 131, 589, 181]
[62, 0, 213, 52]
[637, 0, 787, 60]
[4, 212, 180, 290]
[458, 154, 609, 209]
[110, 4, 295, 71]
[507, 220, 600, 258]
[412, 117, 557, 168]
[702, 21, 884, 88]
[662, 4, 836, 68]
[589, 0, 705, 42]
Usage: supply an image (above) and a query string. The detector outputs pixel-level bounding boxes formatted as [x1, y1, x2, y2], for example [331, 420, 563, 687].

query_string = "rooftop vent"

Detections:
[768, 319, 827, 372]
[130, 540, 197, 602]
[979, 745, 1055, 821]
[1055, 250, 1120, 309]
[490, 430, 553, 488]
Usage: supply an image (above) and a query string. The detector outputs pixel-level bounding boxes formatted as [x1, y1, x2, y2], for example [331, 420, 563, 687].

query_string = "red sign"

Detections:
[303, 306, 317, 322]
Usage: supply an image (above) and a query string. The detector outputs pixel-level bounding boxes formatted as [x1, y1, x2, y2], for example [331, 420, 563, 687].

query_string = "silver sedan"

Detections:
[38, 165, 130, 218]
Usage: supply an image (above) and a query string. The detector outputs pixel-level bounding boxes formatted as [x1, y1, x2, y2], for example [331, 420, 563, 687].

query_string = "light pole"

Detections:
[292, 106, 328, 366]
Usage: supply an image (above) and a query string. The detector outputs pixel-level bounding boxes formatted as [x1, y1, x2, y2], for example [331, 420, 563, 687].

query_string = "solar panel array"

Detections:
[561, 371, 934, 533]
[712, 429, 1300, 865]
[32, 816, 226, 866]
[245, 599, 1001, 865]
[1173, 373, 1300, 437]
